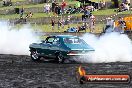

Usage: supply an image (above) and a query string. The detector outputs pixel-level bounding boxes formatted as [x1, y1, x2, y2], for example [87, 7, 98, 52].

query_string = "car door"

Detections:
[45, 37, 61, 58]
[45, 37, 55, 58]
[51, 37, 61, 58]
[38, 42, 48, 56]
[37, 37, 54, 57]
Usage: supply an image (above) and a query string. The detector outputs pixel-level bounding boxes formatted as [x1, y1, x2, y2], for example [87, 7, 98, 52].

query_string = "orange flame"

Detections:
[78, 66, 86, 76]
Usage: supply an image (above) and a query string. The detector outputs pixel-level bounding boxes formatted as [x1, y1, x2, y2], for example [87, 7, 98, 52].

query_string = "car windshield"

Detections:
[64, 37, 83, 44]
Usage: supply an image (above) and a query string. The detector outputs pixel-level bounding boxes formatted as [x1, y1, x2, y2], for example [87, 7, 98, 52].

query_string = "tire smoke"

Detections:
[79, 32, 132, 63]
[0, 21, 39, 55]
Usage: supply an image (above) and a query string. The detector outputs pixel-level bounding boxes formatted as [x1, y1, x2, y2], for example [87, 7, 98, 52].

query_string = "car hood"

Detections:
[65, 44, 94, 51]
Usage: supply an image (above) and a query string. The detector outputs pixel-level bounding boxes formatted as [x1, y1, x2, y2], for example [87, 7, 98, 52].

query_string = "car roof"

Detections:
[49, 35, 79, 38]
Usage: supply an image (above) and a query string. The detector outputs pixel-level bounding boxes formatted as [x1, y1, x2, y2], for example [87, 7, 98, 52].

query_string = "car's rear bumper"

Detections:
[65, 52, 93, 62]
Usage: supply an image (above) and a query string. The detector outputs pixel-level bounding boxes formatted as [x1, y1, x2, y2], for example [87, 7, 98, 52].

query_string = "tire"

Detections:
[30, 50, 40, 61]
[80, 76, 86, 84]
[55, 53, 65, 63]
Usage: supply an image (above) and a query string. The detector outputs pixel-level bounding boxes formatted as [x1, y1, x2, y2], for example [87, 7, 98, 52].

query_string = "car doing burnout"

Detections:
[29, 35, 95, 63]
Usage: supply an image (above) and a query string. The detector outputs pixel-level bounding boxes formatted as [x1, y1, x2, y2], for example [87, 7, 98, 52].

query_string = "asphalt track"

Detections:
[0, 54, 132, 88]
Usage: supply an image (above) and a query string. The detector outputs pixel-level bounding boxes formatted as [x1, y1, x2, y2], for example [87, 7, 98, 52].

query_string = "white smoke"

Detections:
[0, 21, 39, 55]
[78, 32, 132, 63]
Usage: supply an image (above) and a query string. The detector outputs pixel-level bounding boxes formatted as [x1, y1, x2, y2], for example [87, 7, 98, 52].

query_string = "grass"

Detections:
[13, 22, 104, 33]
[0, 3, 44, 10]
[0, 0, 26, 2]
[28, 23, 104, 33]
[11, 0, 26, 2]
[0, 9, 131, 19]
[0, 13, 54, 19]
[0, 1, 78, 10]
[92, 9, 132, 15]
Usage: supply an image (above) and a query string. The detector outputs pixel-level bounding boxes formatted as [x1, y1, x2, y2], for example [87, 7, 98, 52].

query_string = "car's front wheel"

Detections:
[56, 53, 65, 63]
[30, 50, 40, 61]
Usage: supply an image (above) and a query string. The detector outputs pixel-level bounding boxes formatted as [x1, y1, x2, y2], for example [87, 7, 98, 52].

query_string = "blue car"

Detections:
[29, 35, 94, 63]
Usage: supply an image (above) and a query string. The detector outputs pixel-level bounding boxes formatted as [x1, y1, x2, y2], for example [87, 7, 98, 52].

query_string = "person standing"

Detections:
[89, 15, 95, 33]
[104, 17, 115, 33]
[58, 19, 61, 30]
[20, 6, 24, 18]
[61, 18, 65, 29]
[51, 18, 55, 30]
[61, 0, 67, 14]
[54, 4, 59, 15]
[117, 17, 126, 33]
[67, 15, 71, 28]
[44, 3, 51, 14]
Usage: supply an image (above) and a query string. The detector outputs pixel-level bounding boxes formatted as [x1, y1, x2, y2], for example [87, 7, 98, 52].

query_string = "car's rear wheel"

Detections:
[30, 50, 40, 61]
[56, 53, 65, 63]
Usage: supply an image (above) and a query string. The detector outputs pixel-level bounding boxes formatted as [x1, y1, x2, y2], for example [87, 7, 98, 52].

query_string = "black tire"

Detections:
[30, 50, 40, 61]
[80, 76, 86, 84]
[55, 53, 65, 63]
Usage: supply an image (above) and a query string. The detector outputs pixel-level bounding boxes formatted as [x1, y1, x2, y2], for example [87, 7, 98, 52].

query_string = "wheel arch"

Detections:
[54, 51, 61, 56]
[30, 47, 37, 51]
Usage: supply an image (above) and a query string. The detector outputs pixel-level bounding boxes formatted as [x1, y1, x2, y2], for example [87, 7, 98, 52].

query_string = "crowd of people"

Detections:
[1, 0, 131, 33]
[50, 13, 96, 33]
[104, 16, 127, 33]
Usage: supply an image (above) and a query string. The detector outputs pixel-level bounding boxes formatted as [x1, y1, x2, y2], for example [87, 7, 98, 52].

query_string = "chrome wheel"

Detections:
[56, 53, 65, 63]
[31, 50, 40, 61]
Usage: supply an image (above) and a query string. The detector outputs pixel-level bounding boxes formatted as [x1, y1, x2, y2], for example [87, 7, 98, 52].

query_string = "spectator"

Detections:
[3, 0, 6, 6]
[20, 6, 24, 18]
[122, 0, 130, 5]
[44, 3, 51, 14]
[99, 0, 106, 10]
[54, 4, 61, 15]
[25, 11, 33, 23]
[78, 23, 87, 32]
[101, 0, 106, 9]
[124, 3, 130, 10]
[72, 6, 77, 13]
[51, 18, 55, 30]
[86, 5, 95, 11]
[61, 0, 67, 14]
[99, 1, 102, 10]
[61, 18, 65, 28]
[66, 6, 72, 14]
[82, 8, 91, 21]
[3, 0, 12, 6]
[58, 19, 61, 30]
[26, 12, 33, 18]
[58, 6, 61, 15]
[79, 5, 84, 13]
[89, 15, 95, 33]
[104, 17, 115, 33]
[65, 15, 71, 27]
[117, 17, 126, 33]
[126, 0, 130, 6]
[119, 2, 130, 12]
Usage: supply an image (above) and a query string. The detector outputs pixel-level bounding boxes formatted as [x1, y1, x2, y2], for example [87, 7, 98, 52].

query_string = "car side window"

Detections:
[46, 37, 54, 44]
[53, 38, 60, 45]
